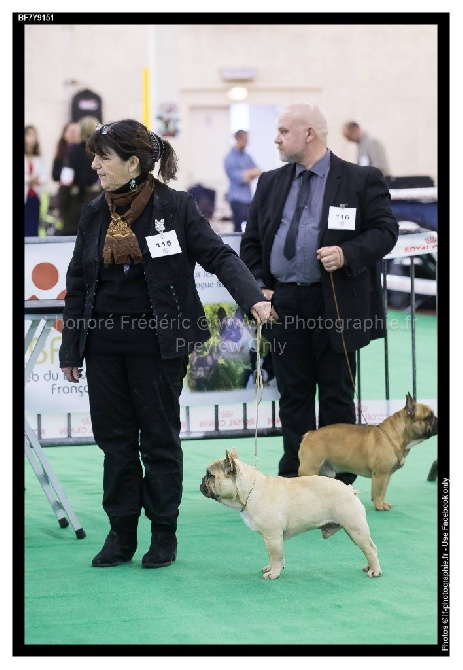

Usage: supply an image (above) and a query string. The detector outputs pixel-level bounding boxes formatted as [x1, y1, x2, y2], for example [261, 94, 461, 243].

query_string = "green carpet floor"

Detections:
[20, 311, 442, 652]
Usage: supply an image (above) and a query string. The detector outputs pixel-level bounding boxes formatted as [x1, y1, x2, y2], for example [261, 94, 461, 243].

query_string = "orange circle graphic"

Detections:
[31, 263, 59, 290]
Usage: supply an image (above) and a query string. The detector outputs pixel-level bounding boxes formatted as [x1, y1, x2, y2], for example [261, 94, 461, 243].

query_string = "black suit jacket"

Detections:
[240, 152, 399, 353]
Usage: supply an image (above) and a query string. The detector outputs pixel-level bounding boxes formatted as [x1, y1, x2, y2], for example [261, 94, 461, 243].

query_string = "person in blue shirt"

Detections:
[224, 130, 261, 232]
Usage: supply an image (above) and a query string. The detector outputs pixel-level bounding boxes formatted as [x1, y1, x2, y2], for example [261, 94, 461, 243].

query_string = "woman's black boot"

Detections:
[142, 524, 177, 569]
[92, 515, 139, 567]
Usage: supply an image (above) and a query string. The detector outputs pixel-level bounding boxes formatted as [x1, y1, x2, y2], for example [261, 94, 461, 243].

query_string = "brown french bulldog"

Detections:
[200, 448, 381, 580]
[298, 393, 438, 511]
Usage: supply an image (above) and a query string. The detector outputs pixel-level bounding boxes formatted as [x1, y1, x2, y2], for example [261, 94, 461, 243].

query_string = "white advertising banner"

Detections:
[24, 231, 436, 440]
[24, 235, 278, 430]
[384, 231, 437, 259]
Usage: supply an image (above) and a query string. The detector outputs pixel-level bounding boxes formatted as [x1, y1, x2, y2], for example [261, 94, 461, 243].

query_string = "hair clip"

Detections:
[150, 131, 164, 160]
[96, 124, 110, 135]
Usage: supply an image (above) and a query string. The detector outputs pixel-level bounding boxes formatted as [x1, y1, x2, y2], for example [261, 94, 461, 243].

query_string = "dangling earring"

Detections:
[129, 177, 137, 191]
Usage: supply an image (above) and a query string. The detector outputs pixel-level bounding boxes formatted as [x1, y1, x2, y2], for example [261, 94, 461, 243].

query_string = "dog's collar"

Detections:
[238, 470, 258, 510]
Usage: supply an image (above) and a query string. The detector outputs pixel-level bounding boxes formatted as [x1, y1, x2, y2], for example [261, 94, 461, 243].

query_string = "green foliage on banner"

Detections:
[186, 302, 255, 392]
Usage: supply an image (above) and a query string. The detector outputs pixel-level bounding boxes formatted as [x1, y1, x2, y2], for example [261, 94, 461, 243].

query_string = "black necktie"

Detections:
[283, 169, 313, 260]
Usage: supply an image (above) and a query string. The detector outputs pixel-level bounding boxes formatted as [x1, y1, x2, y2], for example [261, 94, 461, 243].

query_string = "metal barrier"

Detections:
[24, 299, 86, 536]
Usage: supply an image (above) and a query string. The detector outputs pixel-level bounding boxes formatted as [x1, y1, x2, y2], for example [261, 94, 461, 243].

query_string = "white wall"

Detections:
[23, 22, 439, 200]
[247, 104, 283, 173]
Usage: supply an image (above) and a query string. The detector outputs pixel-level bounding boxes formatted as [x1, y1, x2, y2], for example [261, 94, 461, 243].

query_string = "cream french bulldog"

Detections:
[200, 448, 381, 580]
[298, 393, 438, 511]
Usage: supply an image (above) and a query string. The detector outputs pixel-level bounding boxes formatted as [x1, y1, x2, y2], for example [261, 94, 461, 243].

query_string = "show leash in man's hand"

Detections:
[316, 246, 345, 273]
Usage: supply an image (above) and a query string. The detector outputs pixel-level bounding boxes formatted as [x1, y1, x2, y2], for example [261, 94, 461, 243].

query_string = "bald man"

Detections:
[240, 103, 398, 481]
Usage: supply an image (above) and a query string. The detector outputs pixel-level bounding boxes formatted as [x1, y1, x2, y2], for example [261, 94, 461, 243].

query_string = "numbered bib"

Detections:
[146, 231, 182, 258]
[327, 206, 356, 231]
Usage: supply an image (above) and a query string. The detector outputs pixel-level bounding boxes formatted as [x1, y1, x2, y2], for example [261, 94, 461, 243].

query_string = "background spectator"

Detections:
[51, 121, 81, 182]
[224, 130, 262, 232]
[57, 115, 101, 235]
[51, 121, 81, 233]
[24, 125, 48, 236]
[342, 120, 390, 176]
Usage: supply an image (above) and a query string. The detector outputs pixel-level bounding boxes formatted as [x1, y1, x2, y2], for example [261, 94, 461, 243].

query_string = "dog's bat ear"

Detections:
[225, 449, 237, 475]
[229, 447, 238, 459]
[406, 392, 416, 418]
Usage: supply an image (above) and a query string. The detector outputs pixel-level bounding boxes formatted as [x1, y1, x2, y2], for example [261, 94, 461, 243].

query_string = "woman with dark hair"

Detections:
[51, 121, 80, 232]
[59, 119, 270, 570]
[24, 125, 47, 236]
[51, 121, 80, 182]
[57, 116, 102, 235]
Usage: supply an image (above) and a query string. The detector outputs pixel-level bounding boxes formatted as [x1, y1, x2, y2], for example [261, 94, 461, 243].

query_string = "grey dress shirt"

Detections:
[270, 149, 331, 284]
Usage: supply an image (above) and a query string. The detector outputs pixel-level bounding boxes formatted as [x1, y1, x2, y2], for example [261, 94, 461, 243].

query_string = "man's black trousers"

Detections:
[263, 282, 357, 480]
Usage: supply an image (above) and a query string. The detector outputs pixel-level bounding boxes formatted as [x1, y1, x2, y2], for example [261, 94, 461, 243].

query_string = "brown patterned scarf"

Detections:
[102, 173, 155, 267]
